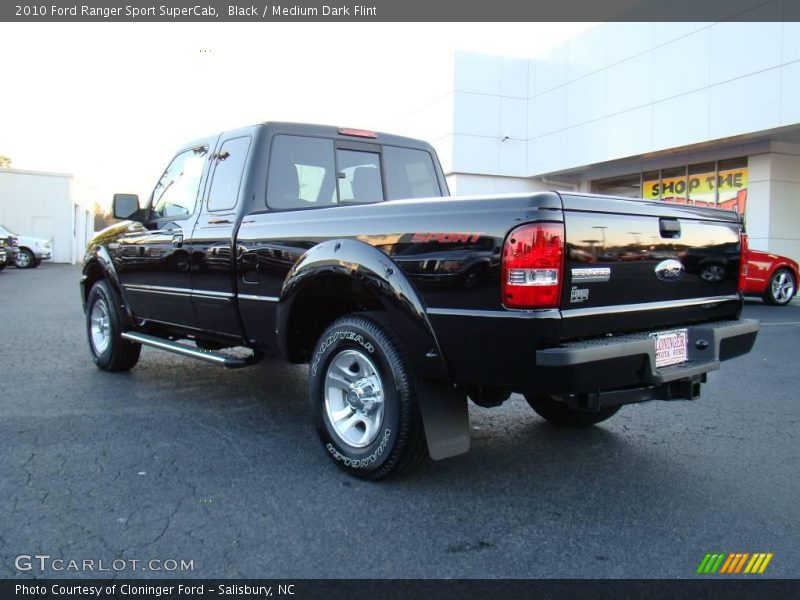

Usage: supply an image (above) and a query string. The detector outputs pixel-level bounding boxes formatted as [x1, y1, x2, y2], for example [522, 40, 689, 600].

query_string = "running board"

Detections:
[121, 331, 252, 369]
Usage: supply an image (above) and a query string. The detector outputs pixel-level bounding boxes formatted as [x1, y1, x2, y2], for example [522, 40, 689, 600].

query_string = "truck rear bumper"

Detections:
[537, 319, 758, 380]
[533, 319, 759, 408]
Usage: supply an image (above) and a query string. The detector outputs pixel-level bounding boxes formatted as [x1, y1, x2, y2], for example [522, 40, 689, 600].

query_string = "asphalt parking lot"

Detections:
[1, 264, 799, 579]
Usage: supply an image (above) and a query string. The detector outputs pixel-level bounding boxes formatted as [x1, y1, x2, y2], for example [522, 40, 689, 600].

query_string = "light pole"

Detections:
[592, 226, 607, 248]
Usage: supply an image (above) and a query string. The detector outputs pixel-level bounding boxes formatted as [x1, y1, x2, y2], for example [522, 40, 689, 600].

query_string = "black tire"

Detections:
[0, 261, 6, 271]
[524, 393, 621, 427]
[309, 312, 428, 480]
[32, 258, 42, 268]
[86, 280, 141, 371]
[763, 268, 796, 306]
[15, 248, 35, 269]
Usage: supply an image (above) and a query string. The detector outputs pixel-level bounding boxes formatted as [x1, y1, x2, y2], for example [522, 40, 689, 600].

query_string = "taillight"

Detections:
[502, 222, 564, 309]
[738, 231, 749, 293]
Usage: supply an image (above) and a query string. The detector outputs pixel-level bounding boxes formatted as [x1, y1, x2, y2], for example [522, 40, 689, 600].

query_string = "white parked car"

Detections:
[0, 224, 52, 268]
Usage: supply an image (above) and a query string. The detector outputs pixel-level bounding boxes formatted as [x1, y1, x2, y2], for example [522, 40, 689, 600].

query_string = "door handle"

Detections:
[172, 233, 184, 247]
[208, 218, 232, 225]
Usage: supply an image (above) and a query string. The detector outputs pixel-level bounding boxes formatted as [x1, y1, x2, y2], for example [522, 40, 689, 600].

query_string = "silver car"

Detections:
[0, 225, 51, 268]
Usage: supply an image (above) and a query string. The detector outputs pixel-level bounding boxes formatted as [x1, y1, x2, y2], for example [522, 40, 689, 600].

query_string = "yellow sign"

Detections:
[643, 168, 748, 200]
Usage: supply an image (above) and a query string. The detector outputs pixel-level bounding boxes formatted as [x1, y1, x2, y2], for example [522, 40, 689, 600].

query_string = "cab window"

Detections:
[151, 147, 206, 219]
[207, 137, 251, 212]
[266, 135, 336, 210]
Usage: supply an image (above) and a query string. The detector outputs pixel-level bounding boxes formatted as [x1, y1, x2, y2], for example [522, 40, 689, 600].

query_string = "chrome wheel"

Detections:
[90, 297, 111, 354]
[771, 271, 795, 304]
[15, 249, 32, 268]
[324, 349, 385, 448]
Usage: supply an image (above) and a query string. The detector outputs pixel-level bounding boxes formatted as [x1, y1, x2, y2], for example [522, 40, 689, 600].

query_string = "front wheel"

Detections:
[15, 248, 34, 269]
[309, 313, 428, 480]
[763, 268, 796, 306]
[86, 280, 141, 371]
[524, 393, 621, 427]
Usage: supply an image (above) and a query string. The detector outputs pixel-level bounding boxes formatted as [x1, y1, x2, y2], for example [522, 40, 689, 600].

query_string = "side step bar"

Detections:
[121, 331, 252, 369]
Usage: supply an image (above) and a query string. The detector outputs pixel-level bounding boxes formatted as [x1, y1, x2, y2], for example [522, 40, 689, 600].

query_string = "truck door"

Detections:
[189, 134, 253, 339]
[116, 144, 209, 328]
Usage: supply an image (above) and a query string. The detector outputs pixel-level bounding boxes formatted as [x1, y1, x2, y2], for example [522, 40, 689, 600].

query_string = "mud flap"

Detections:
[416, 380, 470, 460]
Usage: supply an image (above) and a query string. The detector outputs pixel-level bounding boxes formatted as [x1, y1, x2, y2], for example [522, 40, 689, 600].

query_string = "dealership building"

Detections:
[0, 168, 94, 264]
[401, 21, 800, 261]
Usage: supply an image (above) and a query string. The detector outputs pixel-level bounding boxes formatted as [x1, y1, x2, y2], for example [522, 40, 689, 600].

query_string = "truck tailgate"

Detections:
[559, 193, 743, 340]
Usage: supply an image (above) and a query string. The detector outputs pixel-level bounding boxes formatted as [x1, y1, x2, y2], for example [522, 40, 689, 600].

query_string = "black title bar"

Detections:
[3, 579, 800, 600]
[4, 0, 800, 22]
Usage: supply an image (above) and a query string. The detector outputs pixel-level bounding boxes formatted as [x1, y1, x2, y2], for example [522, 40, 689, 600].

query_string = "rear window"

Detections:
[265, 135, 440, 210]
[336, 149, 383, 204]
[384, 146, 440, 200]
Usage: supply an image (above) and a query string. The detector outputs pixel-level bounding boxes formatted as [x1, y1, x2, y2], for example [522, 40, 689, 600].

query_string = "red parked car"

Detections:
[743, 248, 798, 306]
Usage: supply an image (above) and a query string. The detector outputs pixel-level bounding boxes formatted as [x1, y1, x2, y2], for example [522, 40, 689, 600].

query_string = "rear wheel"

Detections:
[524, 393, 621, 427]
[763, 268, 796, 306]
[309, 312, 427, 480]
[86, 280, 141, 371]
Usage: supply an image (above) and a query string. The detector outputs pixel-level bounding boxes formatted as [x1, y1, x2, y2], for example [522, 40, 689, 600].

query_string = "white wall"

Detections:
[751, 146, 800, 261]
[427, 17, 800, 179]
[446, 173, 549, 196]
[0, 169, 92, 264]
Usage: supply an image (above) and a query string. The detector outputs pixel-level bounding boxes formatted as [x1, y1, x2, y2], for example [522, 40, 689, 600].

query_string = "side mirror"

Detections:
[112, 193, 141, 221]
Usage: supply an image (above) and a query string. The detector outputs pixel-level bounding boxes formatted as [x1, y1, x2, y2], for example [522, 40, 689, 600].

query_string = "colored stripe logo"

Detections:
[697, 552, 773, 574]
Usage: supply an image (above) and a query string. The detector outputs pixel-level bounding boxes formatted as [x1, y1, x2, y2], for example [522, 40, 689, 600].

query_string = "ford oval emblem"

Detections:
[655, 259, 685, 282]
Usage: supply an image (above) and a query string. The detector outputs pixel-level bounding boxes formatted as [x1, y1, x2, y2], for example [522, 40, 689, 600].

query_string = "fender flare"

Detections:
[276, 238, 450, 380]
[81, 245, 133, 319]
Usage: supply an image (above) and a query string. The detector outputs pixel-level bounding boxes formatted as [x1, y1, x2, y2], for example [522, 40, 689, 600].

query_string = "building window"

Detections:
[642, 171, 659, 199]
[688, 162, 717, 207]
[594, 173, 641, 198]
[717, 157, 748, 215]
[591, 157, 748, 215]
[658, 166, 688, 204]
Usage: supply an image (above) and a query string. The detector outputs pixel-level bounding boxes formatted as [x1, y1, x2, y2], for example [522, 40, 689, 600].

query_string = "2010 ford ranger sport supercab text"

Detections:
[81, 122, 760, 479]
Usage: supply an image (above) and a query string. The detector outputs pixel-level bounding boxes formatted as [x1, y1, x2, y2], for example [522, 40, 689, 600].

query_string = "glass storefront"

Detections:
[591, 157, 748, 215]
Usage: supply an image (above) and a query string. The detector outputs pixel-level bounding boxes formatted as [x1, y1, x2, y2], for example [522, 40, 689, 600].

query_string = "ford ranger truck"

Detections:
[80, 122, 759, 480]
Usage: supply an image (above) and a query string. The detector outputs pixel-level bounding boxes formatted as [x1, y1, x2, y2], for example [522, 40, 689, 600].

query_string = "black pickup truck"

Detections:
[81, 122, 759, 479]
